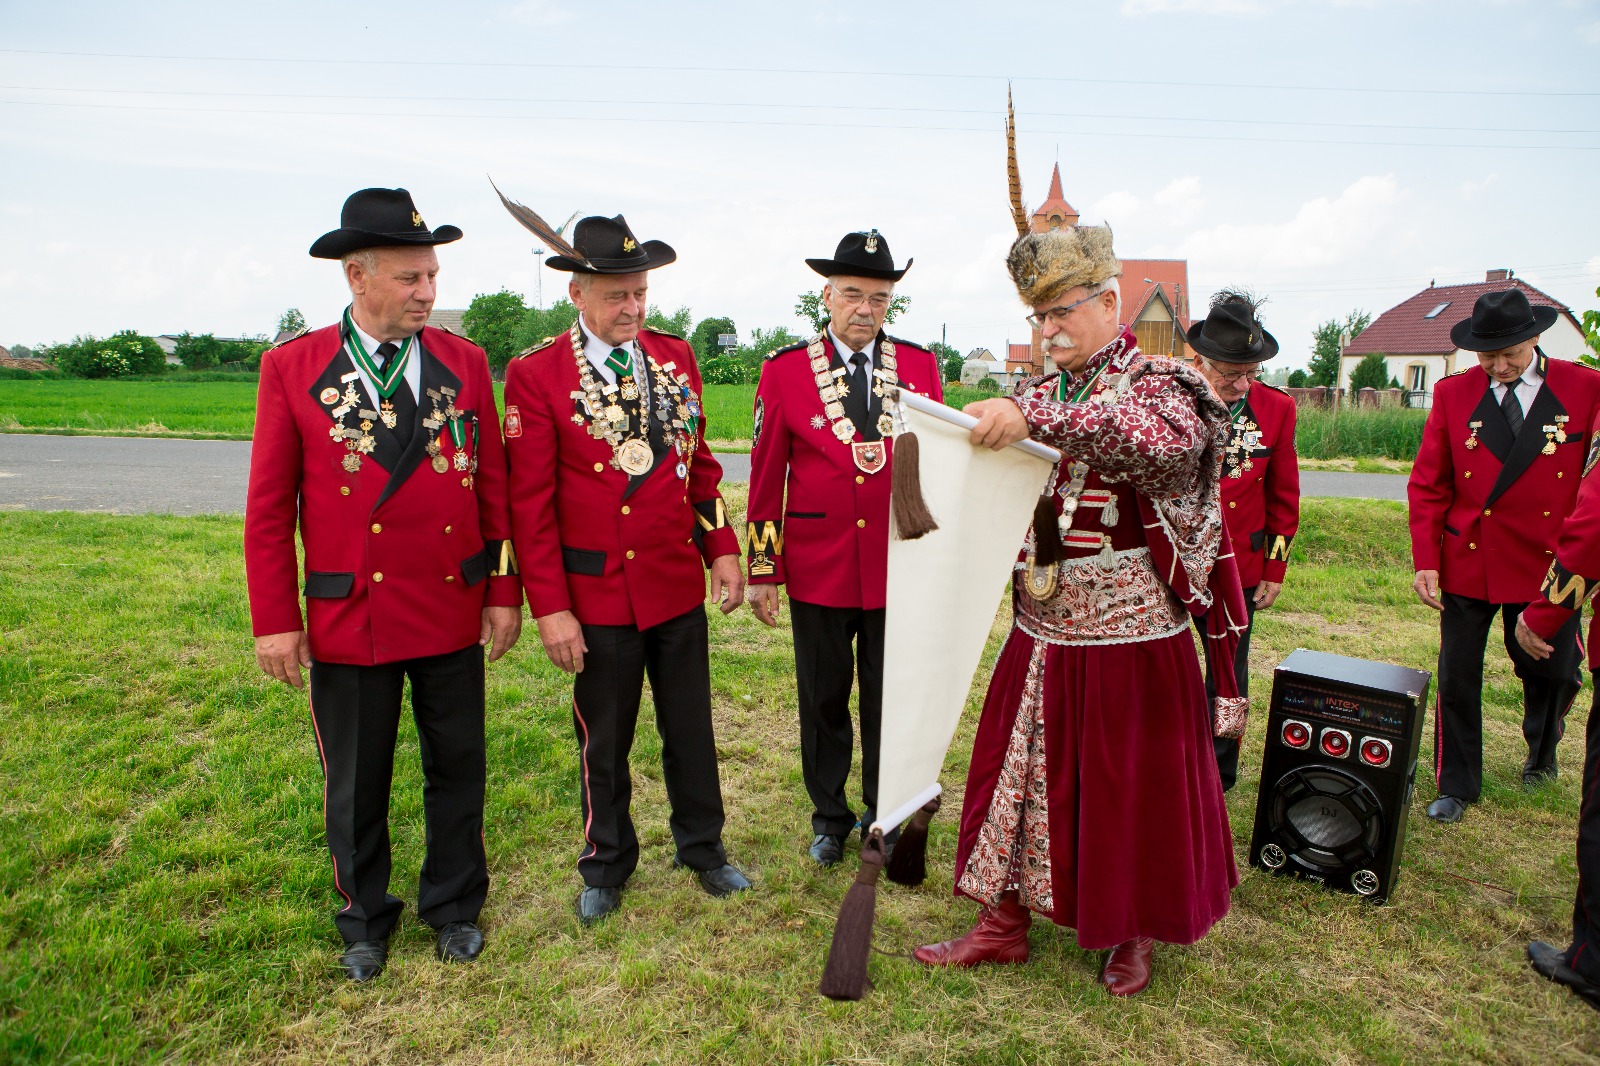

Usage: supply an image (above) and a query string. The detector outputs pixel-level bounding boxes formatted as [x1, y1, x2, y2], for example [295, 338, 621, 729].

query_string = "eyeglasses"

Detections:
[1024, 289, 1105, 329]
[1203, 359, 1263, 383]
[833, 290, 891, 311]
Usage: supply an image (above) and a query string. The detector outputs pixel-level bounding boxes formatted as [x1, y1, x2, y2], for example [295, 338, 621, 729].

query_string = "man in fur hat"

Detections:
[1189, 290, 1300, 791]
[912, 223, 1245, 997]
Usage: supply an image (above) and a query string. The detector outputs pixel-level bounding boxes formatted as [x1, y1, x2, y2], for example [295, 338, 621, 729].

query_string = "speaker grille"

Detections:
[1287, 794, 1364, 849]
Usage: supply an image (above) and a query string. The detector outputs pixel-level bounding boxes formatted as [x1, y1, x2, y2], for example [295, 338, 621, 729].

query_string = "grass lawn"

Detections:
[1, 495, 1596, 1063]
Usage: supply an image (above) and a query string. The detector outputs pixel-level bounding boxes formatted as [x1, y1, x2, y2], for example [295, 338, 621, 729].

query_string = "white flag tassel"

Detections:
[817, 392, 1058, 1001]
[818, 830, 885, 1001]
[889, 390, 939, 540]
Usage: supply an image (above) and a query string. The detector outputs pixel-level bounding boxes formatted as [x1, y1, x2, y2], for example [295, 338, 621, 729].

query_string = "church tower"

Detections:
[1030, 164, 1079, 233]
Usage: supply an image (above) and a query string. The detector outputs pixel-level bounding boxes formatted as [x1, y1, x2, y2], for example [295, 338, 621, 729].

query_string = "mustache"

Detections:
[1045, 332, 1075, 351]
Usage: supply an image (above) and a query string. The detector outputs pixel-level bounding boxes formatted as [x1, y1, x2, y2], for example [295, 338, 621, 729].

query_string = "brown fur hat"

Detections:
[1005, 224, 1121, 307]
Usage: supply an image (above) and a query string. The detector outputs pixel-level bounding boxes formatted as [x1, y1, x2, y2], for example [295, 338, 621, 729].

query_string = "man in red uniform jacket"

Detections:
[245, 188, 522, 982]
[1408, 288, 1600, 824]
[1188, 291, 1300, 791]
[744, 230, 943, 867]
[1515, 423, 1600, 1015]
[499, 211, 750, 926]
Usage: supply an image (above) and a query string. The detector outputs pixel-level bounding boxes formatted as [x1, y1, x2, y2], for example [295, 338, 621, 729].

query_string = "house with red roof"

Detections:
[1019, 165, 1192, 374]
[1339, 270, 1586, 407]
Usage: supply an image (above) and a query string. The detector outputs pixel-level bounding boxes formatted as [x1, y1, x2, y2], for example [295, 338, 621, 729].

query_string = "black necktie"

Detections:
[375, 341, 416, 451]
[1501, 380, 1523, 436]
[847, 352, 876, 440]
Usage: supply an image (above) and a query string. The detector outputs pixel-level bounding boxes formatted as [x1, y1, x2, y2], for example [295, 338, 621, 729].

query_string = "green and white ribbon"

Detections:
[342, 307, 413, 400]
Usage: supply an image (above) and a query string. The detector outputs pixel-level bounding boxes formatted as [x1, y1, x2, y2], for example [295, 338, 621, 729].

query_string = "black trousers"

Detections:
[1201, 586, 1258, 792]
[308, 642, 488, 944]
[790, 599, 885, 837]
[1435, 592, 1583, 802]
[1563, 678, 1600, 983]
[572, 605, 727, 887]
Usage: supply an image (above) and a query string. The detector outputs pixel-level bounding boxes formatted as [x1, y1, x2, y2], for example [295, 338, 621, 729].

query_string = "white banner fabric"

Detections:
[871, 393, 1059, 833]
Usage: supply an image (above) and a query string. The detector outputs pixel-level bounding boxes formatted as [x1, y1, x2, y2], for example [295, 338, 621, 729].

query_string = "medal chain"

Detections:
[806, 334, 899, 444]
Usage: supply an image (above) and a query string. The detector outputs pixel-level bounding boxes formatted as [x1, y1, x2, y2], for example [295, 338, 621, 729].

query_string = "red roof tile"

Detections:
[1007, 343, 1033, 366]
[1120, 260, 1192, 331]
[1345, 277, 1577, 356]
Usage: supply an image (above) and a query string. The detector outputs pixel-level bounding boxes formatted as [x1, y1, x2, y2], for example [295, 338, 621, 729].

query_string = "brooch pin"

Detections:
[1543, 424, 1560, 456]
[1465, 420, 1483, 449]
[1556, 414, 1570, 443]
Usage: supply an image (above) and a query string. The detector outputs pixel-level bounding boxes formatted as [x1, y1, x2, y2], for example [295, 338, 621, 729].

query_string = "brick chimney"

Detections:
[1486, 268, 1512, 282]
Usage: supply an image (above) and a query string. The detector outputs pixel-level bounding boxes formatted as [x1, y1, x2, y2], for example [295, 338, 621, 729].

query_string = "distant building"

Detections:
[427, 308, 469, 335]
[1339, 269, 1586, 408]
[1018, 164, 1191, 373]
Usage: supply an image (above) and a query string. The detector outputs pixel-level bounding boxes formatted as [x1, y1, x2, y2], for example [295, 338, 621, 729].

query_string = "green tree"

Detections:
[173, 332, 223, 370]
[8, 343, 34, 360]
[689, 317, 737, 362]
[1579, 286, 1600, 370]
[700, 355, 748, 385]
[509, 299, 580, 356]
[51, 331, 166, 378]
[1287, 368, 1309, 388]
[463, 289, 529, 371]
[646, 305, 694, 338]
[929, 341, 962, 382]
[794, 290, 912, 333]
[277, 308, 307, 334]
[1307, 309, 1373, 387]
[1347, 352, 1393, 394]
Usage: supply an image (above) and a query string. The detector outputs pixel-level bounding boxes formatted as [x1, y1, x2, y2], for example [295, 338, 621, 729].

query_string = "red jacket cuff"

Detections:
[700, 526, 739, 564]
[485, 574, 523, 608]
[1523, 601, 1576, 641]
[1262, 558, 1288, 584]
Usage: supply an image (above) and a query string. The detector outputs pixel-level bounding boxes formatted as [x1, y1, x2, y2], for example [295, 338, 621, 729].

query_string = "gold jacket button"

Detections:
[461, 477, 471, 487]
[1464, 471, 1473, 479]
[621, 505, 631, 515]
[626, 549, 636, 560]
[1544, 511, 1552, 517]
[857, 519, 866, 528]
[340, 486, 351, 496]
[1559, 471, 1565, 478]
[1468, 543, 1477, 550]
[445, 575, 455, 582]
[855, 475, 865, 485]
[371, 523, 382, 533]
[594, 462, 605, 473]
[1483, 509, 1491, 517]
[372, 572, 384, 582]
[444, 525, 453, 533]
[1228, 501, 1237, 509]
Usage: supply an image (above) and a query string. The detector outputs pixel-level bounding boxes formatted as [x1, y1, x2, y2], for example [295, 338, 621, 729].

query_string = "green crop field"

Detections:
[1, 495, 1595, 1063]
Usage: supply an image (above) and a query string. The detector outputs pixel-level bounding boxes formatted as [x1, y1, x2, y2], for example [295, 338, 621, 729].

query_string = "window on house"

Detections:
[1409, 365, 1428, 392]
[1424, 302, 1451, 319]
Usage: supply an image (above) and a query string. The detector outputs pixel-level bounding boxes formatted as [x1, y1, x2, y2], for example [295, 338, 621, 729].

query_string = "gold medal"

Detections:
[616, 437, 654, 476]
[342, 453, 362, 473]
[620, 378, 640, 401]
[380, 401, 398, 429]
[453, 450, 470, 471]
[877, 413, 894, 436]
[426, 438, 442, 457]
[432, 454, 450, 474]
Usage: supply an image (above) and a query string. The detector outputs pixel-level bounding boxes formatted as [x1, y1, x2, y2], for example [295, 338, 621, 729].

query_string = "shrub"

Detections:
[1287, 369, 1309, 388]
[1295, 405, 1426, 460]
[700, 355, 748, 386]
[973, 377, 1001, 394]
[1348, 352, 1393, 394]
[51, 332, 166, 378]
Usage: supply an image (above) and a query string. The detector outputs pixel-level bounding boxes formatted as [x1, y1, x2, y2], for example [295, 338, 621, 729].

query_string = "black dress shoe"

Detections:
[338, 939, 388, 983]
[1528, 940, 1600, 1012]
[435, 920, 484, 962]
[809, 834, 844, 867]
[1426, 795, 1467, 824]
[693, 863, 752, 898]
[577, 885, 622, 926]
[1522, 766, 1558, 789]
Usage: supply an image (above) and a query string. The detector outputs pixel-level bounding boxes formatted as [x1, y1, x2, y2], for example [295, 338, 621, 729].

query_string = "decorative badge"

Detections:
[852, 440, 886, 475]
[1465, 420, 1482, 450]
[320, 387, 339, 405]
[617, 437, 654, 476]
[504, 405, 522, 439]
[753, 396, 765, 451]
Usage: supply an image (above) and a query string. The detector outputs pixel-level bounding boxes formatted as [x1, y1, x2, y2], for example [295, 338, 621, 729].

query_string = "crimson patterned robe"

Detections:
[952, 328, 1245, 949]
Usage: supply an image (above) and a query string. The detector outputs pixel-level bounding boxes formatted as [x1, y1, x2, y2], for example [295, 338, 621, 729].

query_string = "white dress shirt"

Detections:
[580, 318, 640, 387]
[348, 319, 422, 405]
[1490, 357, 1543, 413]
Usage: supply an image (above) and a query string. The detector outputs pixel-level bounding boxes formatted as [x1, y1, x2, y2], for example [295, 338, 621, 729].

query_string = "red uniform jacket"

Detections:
[503, 325, 738, 630]
[1408, 355, 1600, 604]
[744, 333, 943, 610]
[1520, 415, 1600, 666]
[244, 323, 520, 666]
[1218, 381, 1300, 589]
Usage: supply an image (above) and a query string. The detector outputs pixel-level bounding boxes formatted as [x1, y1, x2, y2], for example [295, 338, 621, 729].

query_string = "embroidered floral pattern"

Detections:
[957, 639, 1054, 914]
[1014, 547, 1189, 645]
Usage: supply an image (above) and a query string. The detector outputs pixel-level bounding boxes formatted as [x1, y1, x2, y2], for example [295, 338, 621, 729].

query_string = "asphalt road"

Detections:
[0, 434, 1409, 515]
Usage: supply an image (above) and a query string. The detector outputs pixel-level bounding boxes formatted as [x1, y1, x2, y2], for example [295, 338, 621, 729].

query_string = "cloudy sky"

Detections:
[2, 0, 1597, 369]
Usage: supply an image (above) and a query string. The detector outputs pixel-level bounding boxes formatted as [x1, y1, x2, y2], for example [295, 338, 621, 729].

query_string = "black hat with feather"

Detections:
[491, 180, 675, 274]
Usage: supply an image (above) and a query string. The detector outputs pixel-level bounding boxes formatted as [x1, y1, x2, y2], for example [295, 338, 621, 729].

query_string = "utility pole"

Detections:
[942, 322, 947, 349]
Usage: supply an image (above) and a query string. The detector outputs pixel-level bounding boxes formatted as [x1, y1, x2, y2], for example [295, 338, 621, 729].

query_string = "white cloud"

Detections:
[1579, 21, 1600, 43]
[1090, 190, 1143, 224]
[1153, 176, 1205, 226]
[1460, 173, 1499, 199]
[1158, 174, 1404, 272]
[505, 0, 574, 27]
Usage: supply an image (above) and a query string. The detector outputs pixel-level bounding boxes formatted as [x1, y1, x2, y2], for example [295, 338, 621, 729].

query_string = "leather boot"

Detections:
[1100, 936, 1154, 996]
[913, 891, 1032, 967]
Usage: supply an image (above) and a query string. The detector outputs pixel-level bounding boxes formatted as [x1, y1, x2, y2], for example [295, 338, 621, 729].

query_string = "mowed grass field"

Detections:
[2, 495, 1597, 1064]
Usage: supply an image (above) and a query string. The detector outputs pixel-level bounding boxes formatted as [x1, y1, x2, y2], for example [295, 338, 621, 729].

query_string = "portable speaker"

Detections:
[1247, 649, 1432, 903]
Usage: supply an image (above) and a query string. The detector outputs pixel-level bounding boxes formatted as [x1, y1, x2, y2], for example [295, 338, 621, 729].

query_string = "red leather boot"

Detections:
[913, 892, 1032, 967]
[1100, 937, 1154, 996]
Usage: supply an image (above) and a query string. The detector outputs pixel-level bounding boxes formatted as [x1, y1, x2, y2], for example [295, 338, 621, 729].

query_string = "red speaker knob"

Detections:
[1360, 737, 1392, 768]
[1281, 720, 1311, 749]
[1320, 729, 1350, 758]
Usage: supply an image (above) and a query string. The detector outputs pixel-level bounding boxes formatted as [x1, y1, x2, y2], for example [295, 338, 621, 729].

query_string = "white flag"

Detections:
[872, 393, 1058, 833]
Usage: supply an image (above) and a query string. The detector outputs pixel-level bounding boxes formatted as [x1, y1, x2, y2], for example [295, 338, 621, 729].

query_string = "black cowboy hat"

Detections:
[805, 229, 911, 282]
[1450, 288, 1559, 352]
[309, 188, 462, 259]
[1186, 300, 1279, 364]
[545, 214, 676, 274]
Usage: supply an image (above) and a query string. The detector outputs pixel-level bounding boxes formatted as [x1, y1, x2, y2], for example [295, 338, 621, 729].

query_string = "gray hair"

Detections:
[341, 249, 379, 279]
[1091, 276, 1122, 317]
